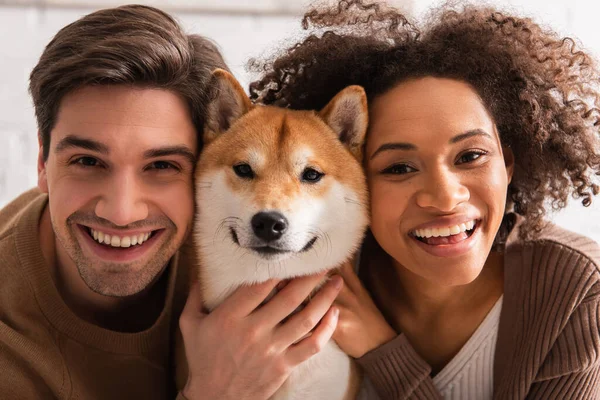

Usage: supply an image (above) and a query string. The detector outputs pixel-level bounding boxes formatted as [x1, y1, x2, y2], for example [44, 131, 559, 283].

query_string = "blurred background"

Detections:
[0, 0, 599, 242]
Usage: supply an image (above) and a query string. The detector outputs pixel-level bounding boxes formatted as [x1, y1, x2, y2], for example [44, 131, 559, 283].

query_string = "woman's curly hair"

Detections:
[249, 0, 600, 240]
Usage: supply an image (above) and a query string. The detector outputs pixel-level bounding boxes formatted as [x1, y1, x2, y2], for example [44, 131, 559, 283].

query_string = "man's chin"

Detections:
[83, 274, 151, 297]
[75, 258, 168, 297]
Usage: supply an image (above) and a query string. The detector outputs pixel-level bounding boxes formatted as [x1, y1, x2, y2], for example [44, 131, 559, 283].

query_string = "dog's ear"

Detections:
[204, 69, 253, 144]
[319, 85, 368, 161]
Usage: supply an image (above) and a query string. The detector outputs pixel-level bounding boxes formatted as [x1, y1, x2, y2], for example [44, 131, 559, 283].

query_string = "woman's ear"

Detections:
[503, 146, 515, 184]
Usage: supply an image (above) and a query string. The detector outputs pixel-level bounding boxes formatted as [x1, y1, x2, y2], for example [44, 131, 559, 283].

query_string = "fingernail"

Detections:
[331, 275, 343, 289]
[332, 307, 339, 318]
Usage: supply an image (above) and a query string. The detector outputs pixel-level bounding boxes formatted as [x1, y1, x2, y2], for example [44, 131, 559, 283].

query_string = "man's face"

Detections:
[38, 85, 197, 297]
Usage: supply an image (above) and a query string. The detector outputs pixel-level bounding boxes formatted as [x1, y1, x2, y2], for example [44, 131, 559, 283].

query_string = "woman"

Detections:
[250, 1, 600, 399]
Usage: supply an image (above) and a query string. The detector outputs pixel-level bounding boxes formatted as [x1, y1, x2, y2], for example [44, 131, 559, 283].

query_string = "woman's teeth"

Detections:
[413, 220, 476, 239]
[90, 228, 152, 248]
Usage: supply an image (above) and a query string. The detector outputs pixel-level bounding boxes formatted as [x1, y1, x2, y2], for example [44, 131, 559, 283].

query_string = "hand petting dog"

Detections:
[333, 259, 397, 358]
[180, 273, 341, 400]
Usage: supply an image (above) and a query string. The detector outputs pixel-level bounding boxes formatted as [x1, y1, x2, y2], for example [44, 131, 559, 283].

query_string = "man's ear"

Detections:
[503, 145, 515, 184]
[319, 85, 368, 162]
[37, 133, 48, 194]
[203, 69, 253, 145]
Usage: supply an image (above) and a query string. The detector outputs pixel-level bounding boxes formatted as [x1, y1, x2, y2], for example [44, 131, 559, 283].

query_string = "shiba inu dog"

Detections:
[192, 69, 369, 400]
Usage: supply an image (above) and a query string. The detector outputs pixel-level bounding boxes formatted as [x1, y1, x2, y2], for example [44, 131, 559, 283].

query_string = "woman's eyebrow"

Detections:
[450, 129, 493, 144]
[370, 129, 494, 161]
[370, 142, 417, 160]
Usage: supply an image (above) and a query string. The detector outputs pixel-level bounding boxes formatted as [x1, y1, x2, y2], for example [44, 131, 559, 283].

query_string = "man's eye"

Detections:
[150, 161, 177, 170]
[381, 164, 417, 175]
[74, 157, 99, 167]
[457, 151, 487, 165]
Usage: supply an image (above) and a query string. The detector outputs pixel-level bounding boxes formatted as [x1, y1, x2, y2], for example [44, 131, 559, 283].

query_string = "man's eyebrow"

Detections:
[55, 135, 109, 154]
[370, 142, 417, 160]
[450, 129, 493, 144]
[143, 146, 197, 165]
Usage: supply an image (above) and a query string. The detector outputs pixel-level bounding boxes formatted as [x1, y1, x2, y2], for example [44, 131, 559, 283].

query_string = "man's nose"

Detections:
[95, 172, 148, 226]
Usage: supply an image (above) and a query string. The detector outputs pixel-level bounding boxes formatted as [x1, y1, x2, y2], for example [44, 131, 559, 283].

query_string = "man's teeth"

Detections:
[413, 220, 476, 239]
[90, 229, 152, 247]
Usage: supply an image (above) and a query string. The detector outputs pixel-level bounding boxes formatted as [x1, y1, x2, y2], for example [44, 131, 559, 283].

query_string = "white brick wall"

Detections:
[1, 0, 599, 242]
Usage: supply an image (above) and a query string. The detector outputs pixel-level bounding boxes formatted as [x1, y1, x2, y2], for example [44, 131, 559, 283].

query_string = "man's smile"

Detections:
[76, 224, 166, 263]
[89, 227, 155, 248]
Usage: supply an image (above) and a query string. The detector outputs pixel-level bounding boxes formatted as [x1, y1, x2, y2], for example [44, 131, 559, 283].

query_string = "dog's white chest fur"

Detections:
[272, 342, 356, 400]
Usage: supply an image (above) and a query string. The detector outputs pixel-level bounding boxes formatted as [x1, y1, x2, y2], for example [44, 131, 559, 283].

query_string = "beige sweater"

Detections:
[356, 215, 600, 399]
[0, 189, 190, 399]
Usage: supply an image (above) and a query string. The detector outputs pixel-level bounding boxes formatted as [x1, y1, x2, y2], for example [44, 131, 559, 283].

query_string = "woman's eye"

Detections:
[457, 151, 487, 165]
[74, 157, 99, 167]
[382, 164, 417, 175]
[233, 163, 254, 179]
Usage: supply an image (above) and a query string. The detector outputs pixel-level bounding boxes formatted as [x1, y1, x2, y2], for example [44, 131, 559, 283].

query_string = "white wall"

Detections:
[1, 0, 599, 242]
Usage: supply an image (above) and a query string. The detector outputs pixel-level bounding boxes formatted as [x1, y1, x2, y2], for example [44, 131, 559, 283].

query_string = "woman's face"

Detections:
[365, 77, 514, 286]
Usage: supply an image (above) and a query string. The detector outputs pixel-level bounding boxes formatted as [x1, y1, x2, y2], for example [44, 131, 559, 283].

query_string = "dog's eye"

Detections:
[233, 163, 254, 179]
[301, 167, 324, 183]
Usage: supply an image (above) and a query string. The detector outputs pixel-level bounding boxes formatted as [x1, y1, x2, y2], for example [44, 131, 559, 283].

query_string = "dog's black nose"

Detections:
[251, 212, 288, 242]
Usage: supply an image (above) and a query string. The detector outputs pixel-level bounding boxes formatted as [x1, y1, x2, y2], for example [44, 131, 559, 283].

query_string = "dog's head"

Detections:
[194, 69, 369, 293]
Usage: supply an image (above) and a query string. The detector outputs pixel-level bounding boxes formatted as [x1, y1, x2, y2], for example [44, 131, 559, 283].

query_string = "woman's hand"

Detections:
[333, 259, 397, 358]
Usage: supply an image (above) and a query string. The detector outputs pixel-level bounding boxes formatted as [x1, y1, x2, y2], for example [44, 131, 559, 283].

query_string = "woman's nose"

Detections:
[415, 168, 470, 212]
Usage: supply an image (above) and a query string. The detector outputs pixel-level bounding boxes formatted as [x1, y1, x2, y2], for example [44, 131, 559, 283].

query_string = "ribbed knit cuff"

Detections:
[357, 334, 441, 400]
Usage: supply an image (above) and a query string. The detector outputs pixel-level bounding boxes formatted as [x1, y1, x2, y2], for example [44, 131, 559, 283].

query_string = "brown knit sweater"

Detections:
[4, 189, 598, 399]
[356, 215, 600, 399]
[0, 189, 190, 399]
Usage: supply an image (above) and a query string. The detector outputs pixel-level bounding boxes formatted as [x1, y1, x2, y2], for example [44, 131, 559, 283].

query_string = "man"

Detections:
[0, 5, 341, 399]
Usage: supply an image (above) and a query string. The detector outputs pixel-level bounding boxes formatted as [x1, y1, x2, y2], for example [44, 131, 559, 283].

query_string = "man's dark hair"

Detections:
[30, 4, 228, 159]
